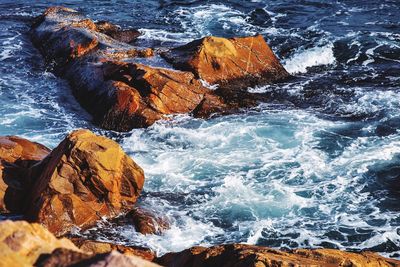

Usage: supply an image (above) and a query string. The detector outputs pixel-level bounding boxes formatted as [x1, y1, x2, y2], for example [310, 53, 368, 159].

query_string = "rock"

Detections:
[0, 136, 50, 213]
[0, 136, 50, 164]
[36, 249, 160, 267]
[36, 248, 92, 267]
[95, 21, 141, 43]
[25, 129, 145, 236]
[156, 243, 400, 267]
[162, 35, 290, 88]
[70, 238, 156, 261]
[30, 7, 224, 131]
[100, 62, 223, 130]
[0, 220, 80, 266]
[31, 7, 288, 131]
[117, 207, 170, 235]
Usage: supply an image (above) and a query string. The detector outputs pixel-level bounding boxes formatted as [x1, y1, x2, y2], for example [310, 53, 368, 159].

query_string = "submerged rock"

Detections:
[25, 129, 145, 236]
[115, 206, 170, 235]
[157, 243, 400, 267]
[162, 35, 290, 88]
[0, 220, 80, 266]
[30, 7, 289, 131]
[0, 136, 50, 213]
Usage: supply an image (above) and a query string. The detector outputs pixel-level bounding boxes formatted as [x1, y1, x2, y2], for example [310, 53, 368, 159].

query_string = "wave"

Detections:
[283, 44, 336, 74]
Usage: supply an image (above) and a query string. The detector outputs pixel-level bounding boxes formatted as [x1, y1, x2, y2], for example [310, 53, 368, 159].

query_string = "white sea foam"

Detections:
[283, 44, 336, 74]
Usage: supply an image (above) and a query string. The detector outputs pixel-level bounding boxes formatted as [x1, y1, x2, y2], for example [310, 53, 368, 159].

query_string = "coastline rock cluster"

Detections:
[0, 6, 398, 267]
[30, 6, 289, 131]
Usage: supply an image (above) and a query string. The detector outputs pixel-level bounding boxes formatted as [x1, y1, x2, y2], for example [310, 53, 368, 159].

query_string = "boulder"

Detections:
[70, 238, 156, 261]
[156, 243, 400, 267]
[25, 129, 145, 236]
[0, 220, 80, 266]
[36, 250, 161, 267]
[162, 35, 290, 88]
[115, 207, 170, 235]
[0, 136, 50, 213]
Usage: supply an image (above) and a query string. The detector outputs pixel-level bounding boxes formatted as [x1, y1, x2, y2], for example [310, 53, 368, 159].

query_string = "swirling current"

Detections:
[0, 0, 400, 258]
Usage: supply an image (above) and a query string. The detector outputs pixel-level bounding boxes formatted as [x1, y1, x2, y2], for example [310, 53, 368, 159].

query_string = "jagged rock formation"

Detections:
[30, 7, 289, 131]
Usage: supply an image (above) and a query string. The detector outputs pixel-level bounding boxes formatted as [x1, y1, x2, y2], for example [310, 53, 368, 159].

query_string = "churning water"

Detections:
[1, 0, 400, 258]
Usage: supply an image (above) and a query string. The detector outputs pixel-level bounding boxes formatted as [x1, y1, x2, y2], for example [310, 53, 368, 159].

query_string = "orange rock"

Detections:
[25, 129, 144, 236]
[70, 238, 156, 261]
[100, 63, 225, 130]
[0, 136, 50, 213]
[0, 220, 80, 266]
[162, 35, 290, 88]
[0, 136, 50, 164]
[157, 243, 400, 267]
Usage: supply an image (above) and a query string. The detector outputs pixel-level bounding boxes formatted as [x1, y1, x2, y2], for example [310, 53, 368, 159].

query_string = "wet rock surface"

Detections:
[115, 206, 170, 235]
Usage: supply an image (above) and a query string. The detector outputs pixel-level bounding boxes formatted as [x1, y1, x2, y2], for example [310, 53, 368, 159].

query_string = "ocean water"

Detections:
[1, 0, 400, 258]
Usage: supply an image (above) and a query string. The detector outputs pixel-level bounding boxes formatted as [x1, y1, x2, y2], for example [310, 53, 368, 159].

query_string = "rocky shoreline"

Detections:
[0, 5, 399, 267]
[1, 130, 399, 266]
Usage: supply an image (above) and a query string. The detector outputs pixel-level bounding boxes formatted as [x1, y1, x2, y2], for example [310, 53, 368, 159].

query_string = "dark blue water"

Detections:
[1, 0, 400, 258]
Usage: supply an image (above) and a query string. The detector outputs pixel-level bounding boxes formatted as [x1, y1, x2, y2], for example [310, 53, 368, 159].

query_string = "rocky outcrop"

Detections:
[36, 249, 161, 267]
[0, 136, 50, 213]
[30, 7, 289, 131]
[30, 7, 220, 131]
[157, 244, 400, 267]
[0, 220, 80, 266]
[70, 238, 156, 261]
[162, 35, 290, 88]
[24, 129, 145, 236]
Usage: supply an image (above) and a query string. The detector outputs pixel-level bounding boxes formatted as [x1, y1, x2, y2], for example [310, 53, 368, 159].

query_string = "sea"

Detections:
[0, 0, 399, 258]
